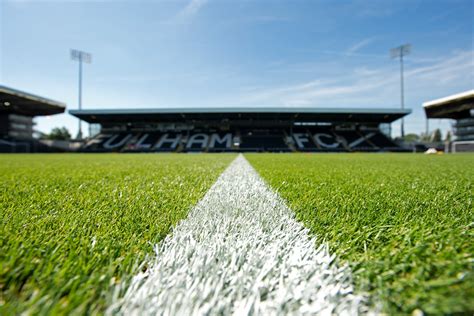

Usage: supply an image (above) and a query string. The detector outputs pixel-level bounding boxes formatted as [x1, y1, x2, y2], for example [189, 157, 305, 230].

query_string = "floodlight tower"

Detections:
[70, 49, 92, 140]
[390, 44, 411, 138]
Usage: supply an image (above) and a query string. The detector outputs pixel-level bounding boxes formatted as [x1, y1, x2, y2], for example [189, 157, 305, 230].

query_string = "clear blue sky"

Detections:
[1, 0, 473, 137]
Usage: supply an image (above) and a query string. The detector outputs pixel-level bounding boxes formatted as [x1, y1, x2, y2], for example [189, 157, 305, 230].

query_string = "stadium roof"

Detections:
[69, 107, 410, 124]
[0, 85, 66, 116]
[423, 90, 474, 119]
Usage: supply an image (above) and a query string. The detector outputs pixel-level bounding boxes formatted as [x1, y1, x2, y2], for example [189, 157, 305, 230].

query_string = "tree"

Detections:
[45, 127, 71, 141]
[403, 133, 420, 142]
[432, 128, 442, 142]
[420, 132, 431, 142]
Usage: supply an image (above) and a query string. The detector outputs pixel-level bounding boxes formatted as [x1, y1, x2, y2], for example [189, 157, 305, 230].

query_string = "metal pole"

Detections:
[390, 44, 410, 139]
[78, 57, 83, 139]
[70, 49, 91, 140]
[400, 53, 405, 138]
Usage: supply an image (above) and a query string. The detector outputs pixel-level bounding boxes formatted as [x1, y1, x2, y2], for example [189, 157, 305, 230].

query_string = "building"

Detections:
[0, 85, 66, 152]
[70, 107, 411, 152]
[423, 90, 474, 152]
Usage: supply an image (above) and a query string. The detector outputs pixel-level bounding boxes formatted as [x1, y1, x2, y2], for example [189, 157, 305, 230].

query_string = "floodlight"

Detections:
[70, 49, 93, 139]
[390, 44, 412, 138]
[70, 49, 92, 63]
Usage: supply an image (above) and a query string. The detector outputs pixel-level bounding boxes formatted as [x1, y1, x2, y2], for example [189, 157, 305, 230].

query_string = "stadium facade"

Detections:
[424, 90, 474, 152]
[0, 85, 65, 152]
[70, 107, 411, 152]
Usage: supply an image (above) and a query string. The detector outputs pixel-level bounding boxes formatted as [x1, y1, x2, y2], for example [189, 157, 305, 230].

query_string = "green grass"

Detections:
[2, 153, 473, 314]
[0, 153, 235, 314]
[246, 153, 474, 314]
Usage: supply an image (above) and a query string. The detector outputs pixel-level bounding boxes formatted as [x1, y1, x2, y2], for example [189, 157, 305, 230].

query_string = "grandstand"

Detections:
[70, 107, 411, 152]
[0, 85, 66, 152]
[423, 90, 474, 152]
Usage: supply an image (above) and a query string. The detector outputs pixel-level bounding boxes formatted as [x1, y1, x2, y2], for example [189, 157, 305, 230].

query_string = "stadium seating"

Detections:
[291, 130, 318, 151]
[367, 132, 399, 149]
[0, 138, 64, 153]
[239, 134, 290, 152]
[80, 128, 404, 153]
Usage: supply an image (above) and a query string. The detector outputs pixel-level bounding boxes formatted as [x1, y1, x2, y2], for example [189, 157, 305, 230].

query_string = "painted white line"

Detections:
[109, 155, 368, 315]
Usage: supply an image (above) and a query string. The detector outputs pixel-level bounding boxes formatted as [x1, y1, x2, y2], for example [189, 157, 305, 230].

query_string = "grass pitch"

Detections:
[247, 153, 474, 314]
[0, 154, 235, 314]
[1, 153, 472, 314]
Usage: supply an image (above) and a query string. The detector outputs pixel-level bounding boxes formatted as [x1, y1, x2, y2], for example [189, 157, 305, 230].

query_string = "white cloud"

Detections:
[176, 0, 209, 21]
[235, 50, 474, 107]
[346, 37, 376, 54]
[248, 15, 291, 23]
[94, 75, 162, 83]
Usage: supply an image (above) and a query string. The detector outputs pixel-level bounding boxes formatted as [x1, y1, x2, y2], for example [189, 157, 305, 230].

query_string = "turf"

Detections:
[0, 153, 235, 314]
[246, 153, 474, 314]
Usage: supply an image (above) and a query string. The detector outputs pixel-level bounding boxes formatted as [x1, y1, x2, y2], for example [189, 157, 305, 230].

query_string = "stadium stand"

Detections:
[70, 107, 410, 152]
[0, 85, 66, 152]
[423, 90, 474, 152]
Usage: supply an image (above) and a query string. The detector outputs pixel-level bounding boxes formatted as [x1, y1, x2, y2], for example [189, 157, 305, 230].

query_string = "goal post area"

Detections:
[450, 140, 474, 153]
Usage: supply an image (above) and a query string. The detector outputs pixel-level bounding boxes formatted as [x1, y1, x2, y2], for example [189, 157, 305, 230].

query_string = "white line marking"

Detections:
[109, 155, 369, 315]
